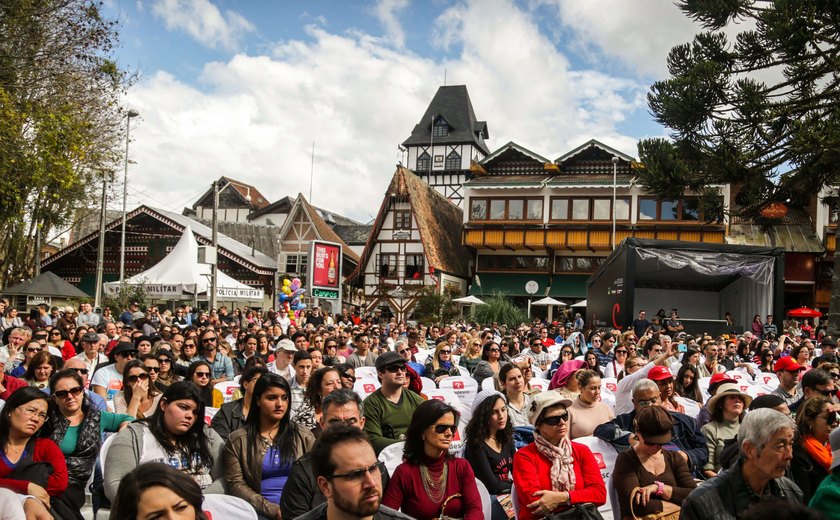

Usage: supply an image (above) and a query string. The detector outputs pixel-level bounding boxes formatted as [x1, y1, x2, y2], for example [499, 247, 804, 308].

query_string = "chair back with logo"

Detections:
[203, 494, 258, 519]
[420, 377, 437, 393]
[756, 372, 779, 387]
[674, 395, 701, 419]
[474, 478, 493, 520]
[572, 436, 617, 515]
[601, 377, 618, 396]
[214, 381, 239, 404]
[529, 378, 550, 392]
[204, 406, 219, 426]
[353, 379, 381, 399]
[355, 366, 378, 380]
[439, 376, 478, 404]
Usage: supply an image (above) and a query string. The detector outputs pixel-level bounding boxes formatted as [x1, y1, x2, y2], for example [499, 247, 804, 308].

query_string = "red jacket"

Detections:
[0, 438, 68, 497]
[0, 374, 27, 401]
[513, 441, 606, 520]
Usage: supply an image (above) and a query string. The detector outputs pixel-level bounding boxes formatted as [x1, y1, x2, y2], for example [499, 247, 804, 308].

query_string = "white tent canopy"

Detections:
[453, 295, 486, 305]
[104, 226, 264, 301]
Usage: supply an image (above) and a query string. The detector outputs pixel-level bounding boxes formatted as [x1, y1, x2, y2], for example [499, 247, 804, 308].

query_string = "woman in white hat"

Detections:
[701, 382, 752, 478]
[512, 392, 606, 520]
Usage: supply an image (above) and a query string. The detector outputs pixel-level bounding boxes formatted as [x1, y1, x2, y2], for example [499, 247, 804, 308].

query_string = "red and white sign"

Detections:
[311, 241, 341, 289]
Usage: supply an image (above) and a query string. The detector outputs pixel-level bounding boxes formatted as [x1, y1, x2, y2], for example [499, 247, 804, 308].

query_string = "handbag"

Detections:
[545, 503, 605, 520]
[628, 487, 680, 520]
[439, 493, 463, 520]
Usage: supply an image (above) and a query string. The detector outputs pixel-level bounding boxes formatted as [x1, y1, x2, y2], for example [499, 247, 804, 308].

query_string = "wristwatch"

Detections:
[654, 481, 665, 496]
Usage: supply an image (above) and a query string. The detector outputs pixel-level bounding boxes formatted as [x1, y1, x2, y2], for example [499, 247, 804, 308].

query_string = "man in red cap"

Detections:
[770, 356, 805, 408]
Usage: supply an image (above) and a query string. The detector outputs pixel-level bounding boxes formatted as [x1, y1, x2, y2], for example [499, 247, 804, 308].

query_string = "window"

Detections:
[378, 254, 398, 278]
[571, 199, 590, 220]
[615, 198, 630, 220]
[432, 118, 449, 137]
[469, 198, 544, 221]
[405, 255, 424, 279]
[637, 197, 712, 221]
[470, 199, 488, 220]
[394, 210, 411, 229]
[417, 152, 430, 172]
[285, 254, 308, 275]
[556, 256, 605, 273]
[478, 255, 550, 271]
[593, 199, 611, 220]
[551, 199, 569, 220]
[444, 151, 461, 170]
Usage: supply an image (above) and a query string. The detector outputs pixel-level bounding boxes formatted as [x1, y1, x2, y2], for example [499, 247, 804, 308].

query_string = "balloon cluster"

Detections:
[278, 278, 306, 325]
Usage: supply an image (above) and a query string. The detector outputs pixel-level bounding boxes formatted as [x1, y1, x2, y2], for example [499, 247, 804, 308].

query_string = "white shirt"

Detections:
[614, 361, 655, 415]
[267, 361, 292, 383]
[90, 364, 123, 400]
[74, 351, 109, 375]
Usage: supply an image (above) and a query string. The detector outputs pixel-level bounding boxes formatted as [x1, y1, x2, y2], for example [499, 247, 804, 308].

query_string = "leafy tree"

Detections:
[413, 285, 459, 324]
[637, 0, 840, 332]
[473, 292, 527, 328]
[0, 0, 132, 287]
[101, 283, 149, 315]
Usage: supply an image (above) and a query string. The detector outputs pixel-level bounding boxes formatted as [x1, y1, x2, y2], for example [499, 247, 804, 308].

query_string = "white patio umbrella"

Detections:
[571, 299, 587, 308]
[531, 297, 567, 322]
[453, 295, 486, 305]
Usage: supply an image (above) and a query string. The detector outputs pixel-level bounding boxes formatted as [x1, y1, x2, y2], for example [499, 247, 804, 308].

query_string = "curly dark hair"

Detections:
[304, 366, 340, 410]
[464, 393, 512, 453]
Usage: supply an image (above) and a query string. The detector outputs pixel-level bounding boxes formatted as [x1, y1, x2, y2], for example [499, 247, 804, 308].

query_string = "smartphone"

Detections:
[678, 343, 687, 353]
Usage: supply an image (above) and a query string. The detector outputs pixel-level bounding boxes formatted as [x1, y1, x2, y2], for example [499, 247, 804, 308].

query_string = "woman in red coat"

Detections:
[513, 392, 606, 520]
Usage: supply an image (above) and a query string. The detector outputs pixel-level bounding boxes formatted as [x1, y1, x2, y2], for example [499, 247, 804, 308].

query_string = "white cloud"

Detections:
[151, 0, 254, 51]
[372, 0, 409, 48]
[126, 0, 649, 222]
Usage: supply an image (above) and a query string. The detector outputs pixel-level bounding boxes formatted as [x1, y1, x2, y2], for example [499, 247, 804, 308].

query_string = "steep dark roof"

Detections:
[333, 225, 373, 245]
[350, 167, 470, 281]
[402, 85, 490, 155]
[193, 219, 282, 258]
[292, 194, 361, 263]
[191, 177, 270, 210]
[247, 196, 361, 226]
[3, 271, 89, 298]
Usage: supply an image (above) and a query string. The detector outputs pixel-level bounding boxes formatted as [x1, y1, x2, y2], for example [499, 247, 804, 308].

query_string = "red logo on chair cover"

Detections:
[453, 430, 461, 440]
[432, 395, 444, 401]
[453, 381, 464, 389]
[364, 384, 375, 392]
[226, 387, 236, 395]
[740, 385, 749, 393]
[606, 383, 617, 392]
[592, 452, 607, 470]
[762, 376, 774, 385]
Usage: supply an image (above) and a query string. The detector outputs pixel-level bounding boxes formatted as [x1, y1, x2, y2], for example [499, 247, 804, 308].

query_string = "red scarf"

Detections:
[803, 434, 832, 472]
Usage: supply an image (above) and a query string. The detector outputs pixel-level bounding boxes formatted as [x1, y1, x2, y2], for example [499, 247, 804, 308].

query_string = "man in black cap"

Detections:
[73, 330, 108, 374]
[90, 341, 137, 401]
[362, 351, 424, 455]
[812, 337, 838, 368]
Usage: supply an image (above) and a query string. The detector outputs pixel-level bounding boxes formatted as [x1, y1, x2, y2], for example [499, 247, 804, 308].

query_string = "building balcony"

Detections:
[462, 223, 726, 251]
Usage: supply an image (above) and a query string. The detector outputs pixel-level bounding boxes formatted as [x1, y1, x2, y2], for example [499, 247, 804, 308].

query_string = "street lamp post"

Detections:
[94, 174, 108, 308]
[612, 156, 619, 250]
[119, 109, 139, 286]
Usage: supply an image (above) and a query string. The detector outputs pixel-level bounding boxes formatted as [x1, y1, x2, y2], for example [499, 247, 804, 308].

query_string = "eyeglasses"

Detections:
[17, 407, 48, 422]
[327, 462, 383, 482]
[184, 344, 196, 349]
[397, 348, 410, 355]
[541, 412, 569, 426]
[145, 366, 160, 373]
[439, 350, 451, 354]
[383, 364, 407, 373]
[561, 351, 573, 356]
[26, 347, 42, 353]
[157, 358, 171, 364]
[202, 337, 217, 343]
[615, 350, 628, 355]
[637, 396, 661, 407]
[54, 386, 84, 399]
[194, 372, 211, 378]
[433, 423, 458, 434]
[831, 373, 840, 380]
[489, 348, 500, 353]
[339, 373, 356, 383]
[73, 368, 89, 375]
[817, 388, 835, 397]
[118, 351, 137, 359]
[126, 373, 150, 384]
[50, 332, 61, 336]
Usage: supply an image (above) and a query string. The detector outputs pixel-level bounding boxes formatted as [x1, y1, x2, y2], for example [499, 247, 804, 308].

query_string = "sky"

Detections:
[107, 0, 713, 224]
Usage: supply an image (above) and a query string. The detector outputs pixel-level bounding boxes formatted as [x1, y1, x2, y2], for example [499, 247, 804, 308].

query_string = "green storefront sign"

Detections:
[312, 288, 339, 299]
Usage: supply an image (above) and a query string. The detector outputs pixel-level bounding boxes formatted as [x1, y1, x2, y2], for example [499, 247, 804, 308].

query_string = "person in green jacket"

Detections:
[363, 351, 424, 455]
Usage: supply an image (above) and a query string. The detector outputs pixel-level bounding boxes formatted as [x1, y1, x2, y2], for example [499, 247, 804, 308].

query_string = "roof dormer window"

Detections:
[432, 117, 449, 137]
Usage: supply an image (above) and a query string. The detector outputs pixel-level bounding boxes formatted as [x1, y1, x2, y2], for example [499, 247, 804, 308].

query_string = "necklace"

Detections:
[420, 460, 448, 504]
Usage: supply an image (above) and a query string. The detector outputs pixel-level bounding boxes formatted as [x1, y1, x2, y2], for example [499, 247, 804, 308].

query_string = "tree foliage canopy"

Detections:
[0, 0, 131, 286]
[637, 0, 840, 221]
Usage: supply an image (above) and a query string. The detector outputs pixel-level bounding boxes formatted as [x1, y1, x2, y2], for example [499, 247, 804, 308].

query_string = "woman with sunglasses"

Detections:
[335, 362, 356, 390]
[114, 360, 162, 419]
[604, 343, 629, 379]
[473, 341, 504, 388]
[425, 342, 460, 385]
[155, 348, 182, 386]
[23, 350, 60, 392]
[792, 396, 836, 502]
[548, 346, 575, 379]
[383, 399, 482, 520]
[141, 354, 170, 392]
[48, 327, 76, 361]
[187, 360, 224, 408]
[322, 337, 345, 366]
[513, 392, 606, 520]
[613, 405, 695, 519]
[104, 381, 227, 499]
[212, 365, 268, 441]
[9, 339, 45, 378]
[178, 338, 199, 368]
[562, 331, 586, 358]
[0, 387, 68, 519]
[48, 369, 133, 518]
[224, 374, 315, 519]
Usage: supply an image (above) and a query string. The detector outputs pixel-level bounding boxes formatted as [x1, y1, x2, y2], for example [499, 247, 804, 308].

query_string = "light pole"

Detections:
[94, 172, 108, 308]
[612, 156, 619, 250]
[119, 109, 139, 286]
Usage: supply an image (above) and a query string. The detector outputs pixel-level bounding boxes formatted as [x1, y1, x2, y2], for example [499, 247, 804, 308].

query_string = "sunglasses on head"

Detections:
[126, 373, 150, 384]
[433, 423, 457, 434]
[53, 386, 84, 399]
[541, 412, 569, 426]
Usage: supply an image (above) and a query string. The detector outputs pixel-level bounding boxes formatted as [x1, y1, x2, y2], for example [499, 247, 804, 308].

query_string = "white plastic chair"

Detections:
[353, 379, 381, 399]
[474, 478, 493, 520]
[607, 471, 621, 520]
[756, 372, 779, 387]
[355, 366, 378, 380]
[378, 441, 405, 477]
[213, 381, 239, 404]
[511, 482, 521, 518]
[481, 377, 495, 392]
[529, 378, 550, 392]
[203, 495, 257, 519]
[455, 365, 470, 377]
[674, 395, 701, 419]
[420, 377, 437, 393]
[439, 376, 478, 404]
[572, 436, 617, 516]
[600, 377, 618, 396]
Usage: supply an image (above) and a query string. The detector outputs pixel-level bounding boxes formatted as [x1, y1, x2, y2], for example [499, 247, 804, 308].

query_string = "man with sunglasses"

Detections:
[197, 330, 233, 385]
[295, 424, 409, 520]
[523, 335, 551, 371]
[73, 331, 108, 375]
[91, 341, 137, 401]
[348, 332, 378, 369]
[790, 368, 837, 415]
[64, 357, 107, 411]
[0, 351, 27, 400]
[282, 389, 394, 519]
[363, 351, 423, 455]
